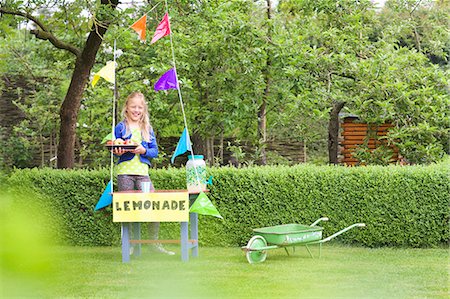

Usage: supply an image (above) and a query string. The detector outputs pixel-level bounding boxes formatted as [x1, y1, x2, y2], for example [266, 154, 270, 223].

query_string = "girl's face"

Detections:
[126, 96, 145, 122]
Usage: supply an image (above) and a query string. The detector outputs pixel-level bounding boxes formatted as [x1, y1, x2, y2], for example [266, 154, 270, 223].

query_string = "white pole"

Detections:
[163, 0, 202, 188]
[110, 39, 117, 191]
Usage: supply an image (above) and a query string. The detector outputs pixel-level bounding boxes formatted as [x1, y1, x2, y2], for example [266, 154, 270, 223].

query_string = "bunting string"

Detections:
[113, 2, 162, 41]
[163, 0, 202, 187]
[93, 3, 206, 211]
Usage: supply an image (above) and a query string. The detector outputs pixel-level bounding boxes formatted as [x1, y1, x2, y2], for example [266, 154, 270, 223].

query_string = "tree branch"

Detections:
[330, 72, 357, 81]
[0, 8, 81, 56]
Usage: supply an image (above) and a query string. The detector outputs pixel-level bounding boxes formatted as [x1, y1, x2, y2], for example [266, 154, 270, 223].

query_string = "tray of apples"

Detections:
[105, 138, 138, 150]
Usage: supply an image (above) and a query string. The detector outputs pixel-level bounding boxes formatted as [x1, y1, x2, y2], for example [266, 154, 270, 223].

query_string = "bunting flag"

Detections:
[206, 176, 213, 186]
[130, 14, 147, 41]
[171, 128, 192, 163]
[92, 61, 115, 87]
[94, 181, 113, 211]
[154, 68, 179, 91]
[101, 132, 114, 144]
[151, 13, 171, 44]
[190, 192, 223, 219]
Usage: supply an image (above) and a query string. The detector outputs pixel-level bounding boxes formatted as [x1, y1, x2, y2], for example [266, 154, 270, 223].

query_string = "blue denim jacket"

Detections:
[114, 121, 158, 166]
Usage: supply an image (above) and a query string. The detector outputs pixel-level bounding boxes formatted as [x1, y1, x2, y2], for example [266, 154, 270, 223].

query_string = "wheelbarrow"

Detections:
[241, 217, 365, 263]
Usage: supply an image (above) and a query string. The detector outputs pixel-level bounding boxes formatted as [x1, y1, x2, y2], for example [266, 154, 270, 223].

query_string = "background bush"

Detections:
[6, 164, 449, 247]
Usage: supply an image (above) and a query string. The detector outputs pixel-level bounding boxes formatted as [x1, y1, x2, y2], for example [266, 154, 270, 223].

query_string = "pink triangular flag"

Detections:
[151, 13, 171, 44]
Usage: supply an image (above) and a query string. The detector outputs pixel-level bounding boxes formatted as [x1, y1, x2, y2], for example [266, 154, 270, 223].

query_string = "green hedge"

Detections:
[6, 164, 450, 247]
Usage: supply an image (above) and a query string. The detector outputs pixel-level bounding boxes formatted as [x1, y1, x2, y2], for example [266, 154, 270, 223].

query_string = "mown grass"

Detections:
[2, 244, 448, 299]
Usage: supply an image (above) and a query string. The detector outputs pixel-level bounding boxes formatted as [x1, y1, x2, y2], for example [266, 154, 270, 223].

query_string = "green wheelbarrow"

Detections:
[241, 217, 365, 264]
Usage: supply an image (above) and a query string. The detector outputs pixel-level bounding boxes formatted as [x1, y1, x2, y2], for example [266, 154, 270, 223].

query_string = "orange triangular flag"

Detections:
[130, 15, 147, 41]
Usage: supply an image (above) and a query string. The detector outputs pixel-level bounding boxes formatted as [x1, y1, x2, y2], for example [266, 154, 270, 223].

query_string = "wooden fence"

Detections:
[339, 116, 399, 166]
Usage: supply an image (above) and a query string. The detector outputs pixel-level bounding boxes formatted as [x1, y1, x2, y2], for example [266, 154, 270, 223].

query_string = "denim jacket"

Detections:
[114, 121, 158, 166]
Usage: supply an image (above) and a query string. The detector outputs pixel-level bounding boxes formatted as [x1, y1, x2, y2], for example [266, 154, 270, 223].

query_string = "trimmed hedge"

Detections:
[6, 164, 450, 247]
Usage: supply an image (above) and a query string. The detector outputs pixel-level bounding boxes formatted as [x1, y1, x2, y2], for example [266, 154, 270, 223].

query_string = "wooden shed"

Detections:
[339, 115, 399, 166]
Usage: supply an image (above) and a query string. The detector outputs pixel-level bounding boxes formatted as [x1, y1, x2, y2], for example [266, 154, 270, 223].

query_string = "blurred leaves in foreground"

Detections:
[0, 190, 61, 297]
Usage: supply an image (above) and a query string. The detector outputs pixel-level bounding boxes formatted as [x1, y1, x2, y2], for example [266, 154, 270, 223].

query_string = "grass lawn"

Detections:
[2, 244, 448, 298]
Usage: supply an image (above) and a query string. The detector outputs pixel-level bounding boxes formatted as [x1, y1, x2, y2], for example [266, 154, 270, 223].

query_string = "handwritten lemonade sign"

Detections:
[113, 191, 189, 222]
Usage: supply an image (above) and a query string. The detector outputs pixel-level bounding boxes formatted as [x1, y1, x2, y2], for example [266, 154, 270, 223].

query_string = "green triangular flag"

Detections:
[190, 192, 223, 219]
[101, 132, 113, 144]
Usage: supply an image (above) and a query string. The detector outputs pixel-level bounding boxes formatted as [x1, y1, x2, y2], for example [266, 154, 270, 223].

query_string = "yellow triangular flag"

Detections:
[92, 61, 115, 87]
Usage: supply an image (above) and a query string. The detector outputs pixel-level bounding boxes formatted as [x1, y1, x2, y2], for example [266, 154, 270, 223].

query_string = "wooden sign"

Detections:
[113, 191, 189, 222]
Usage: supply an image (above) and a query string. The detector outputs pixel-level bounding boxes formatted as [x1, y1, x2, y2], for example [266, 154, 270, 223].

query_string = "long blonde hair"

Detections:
[121, 92, 153, 142]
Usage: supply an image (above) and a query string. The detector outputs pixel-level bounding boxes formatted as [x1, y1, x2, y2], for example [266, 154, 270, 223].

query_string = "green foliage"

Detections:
[0, 127, 36, 170]
[0, 0, 448, 169]
[352, 144, 394, 166]
[7, 168, 119, 246]
[7, 165, 449, 247]
[0, 30, 68, 168]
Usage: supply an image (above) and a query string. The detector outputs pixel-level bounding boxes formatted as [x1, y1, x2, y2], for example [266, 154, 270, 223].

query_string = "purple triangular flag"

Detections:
[154, 68, 179, 91]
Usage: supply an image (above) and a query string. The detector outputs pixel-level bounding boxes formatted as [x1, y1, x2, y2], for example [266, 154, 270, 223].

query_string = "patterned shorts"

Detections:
[117, 175, 155, 192]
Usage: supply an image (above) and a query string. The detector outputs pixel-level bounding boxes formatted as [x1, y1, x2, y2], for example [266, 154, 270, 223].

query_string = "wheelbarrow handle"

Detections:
[310, 217, 329, 226]
[318, 223, 365, 243]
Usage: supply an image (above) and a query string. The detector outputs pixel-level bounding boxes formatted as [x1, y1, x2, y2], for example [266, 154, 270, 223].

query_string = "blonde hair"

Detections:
[121, 92, 153, 142]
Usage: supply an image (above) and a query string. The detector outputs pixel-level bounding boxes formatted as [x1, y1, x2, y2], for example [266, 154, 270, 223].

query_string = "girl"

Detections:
[113, 91, 174, 255]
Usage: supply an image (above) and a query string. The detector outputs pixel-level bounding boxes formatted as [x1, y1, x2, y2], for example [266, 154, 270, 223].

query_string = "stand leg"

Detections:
[190, 212, 199, 257]
[132, 222, 141, 256]
[180, 222, 189, 262]
[121, 223, 130, 263]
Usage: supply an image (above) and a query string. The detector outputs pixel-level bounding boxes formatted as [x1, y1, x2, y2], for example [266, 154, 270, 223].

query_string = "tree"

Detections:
[380, 0, 449, 66]
[351, 43, 449, 164]
[0, 27, 68, 169]
[163, 0, 267, 164]
[1, 0, 119, 168]
[279, 0, 377, 163]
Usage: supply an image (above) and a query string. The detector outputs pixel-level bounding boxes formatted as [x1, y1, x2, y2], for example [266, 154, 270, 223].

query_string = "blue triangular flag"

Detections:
[94, 181, 113, 211]
[171, 128, 192, 163]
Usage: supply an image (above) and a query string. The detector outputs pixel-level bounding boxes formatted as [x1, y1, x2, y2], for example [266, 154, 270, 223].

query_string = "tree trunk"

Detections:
[328, 101, 345, 164]
[57, 0, 119, 168]
[40, 133, 44, 167]
[191, 132, 205, 158]
[219, 130, 224, 164]
[303, 141, 307, 163]
[259, 0, 273, 165]
[205, 136, 214, 166]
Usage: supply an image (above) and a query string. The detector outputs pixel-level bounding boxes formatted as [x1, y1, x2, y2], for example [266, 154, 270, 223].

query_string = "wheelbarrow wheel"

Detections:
[246, 235, 268, 264]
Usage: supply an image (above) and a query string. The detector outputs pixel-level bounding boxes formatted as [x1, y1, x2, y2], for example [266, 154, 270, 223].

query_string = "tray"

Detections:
[105, 144, 138, 150]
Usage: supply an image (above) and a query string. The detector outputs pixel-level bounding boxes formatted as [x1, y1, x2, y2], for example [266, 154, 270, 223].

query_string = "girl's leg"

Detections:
[135, 176, 160, 239]
[118, 175, 136, 256]
[136, 175, 174, 255]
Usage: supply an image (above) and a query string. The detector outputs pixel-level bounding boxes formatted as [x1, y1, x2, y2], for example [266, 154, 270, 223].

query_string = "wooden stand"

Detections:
[120, 192, 201, 262]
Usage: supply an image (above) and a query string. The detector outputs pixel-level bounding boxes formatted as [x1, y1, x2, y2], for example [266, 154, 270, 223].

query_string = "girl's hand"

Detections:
[132, 145, 146, 155]
[113, 147, 125, 156]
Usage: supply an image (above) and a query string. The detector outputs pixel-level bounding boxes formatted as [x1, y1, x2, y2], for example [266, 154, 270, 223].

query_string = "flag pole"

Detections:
[110, 39, 117, 192]
[163, 1, 203, 187]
